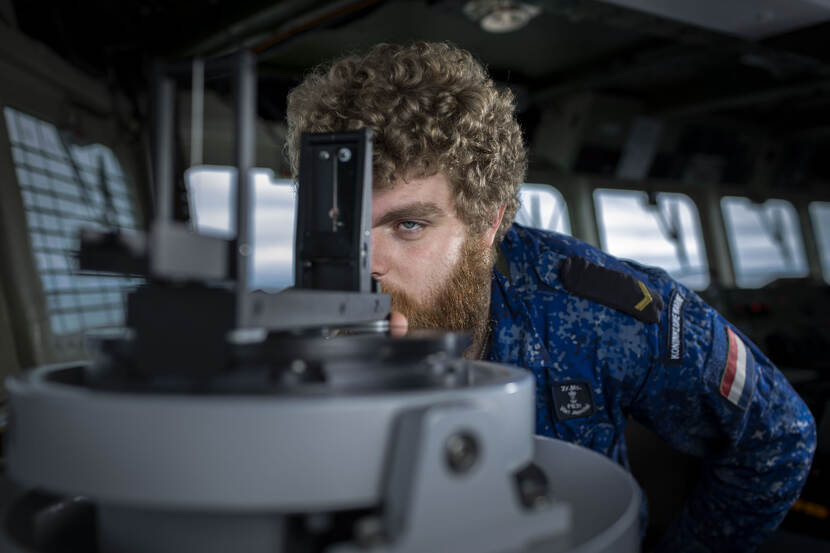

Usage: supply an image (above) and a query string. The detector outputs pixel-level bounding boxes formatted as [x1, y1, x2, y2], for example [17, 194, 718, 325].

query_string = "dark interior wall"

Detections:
[0, 272, 21, 389]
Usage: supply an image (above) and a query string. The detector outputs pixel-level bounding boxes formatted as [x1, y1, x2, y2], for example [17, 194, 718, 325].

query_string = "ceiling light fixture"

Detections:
[463, 0, 542, 33]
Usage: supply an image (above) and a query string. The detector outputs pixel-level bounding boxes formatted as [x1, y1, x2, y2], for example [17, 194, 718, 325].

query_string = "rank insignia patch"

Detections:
[559, 257, 663, 324]
[552, 381, 595, 421]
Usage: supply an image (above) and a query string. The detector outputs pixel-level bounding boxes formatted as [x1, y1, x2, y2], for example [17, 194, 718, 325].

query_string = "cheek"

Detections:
[393, 234, 465, 298]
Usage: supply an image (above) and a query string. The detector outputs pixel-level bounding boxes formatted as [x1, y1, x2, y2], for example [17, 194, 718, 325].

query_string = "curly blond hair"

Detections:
[285, 41, 526, 242]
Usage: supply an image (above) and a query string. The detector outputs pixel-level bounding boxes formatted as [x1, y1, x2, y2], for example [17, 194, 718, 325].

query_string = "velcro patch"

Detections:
[720, 327, 755, 410]
[559, 257, 663, 324]
[552, 381, 595, 421]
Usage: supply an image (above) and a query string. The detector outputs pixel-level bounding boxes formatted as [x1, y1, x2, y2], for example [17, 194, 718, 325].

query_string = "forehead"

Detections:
[371, 172, 457, 216]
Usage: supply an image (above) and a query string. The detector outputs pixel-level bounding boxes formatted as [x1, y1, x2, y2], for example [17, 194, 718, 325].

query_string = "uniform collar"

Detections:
[496, 224, 570, 294]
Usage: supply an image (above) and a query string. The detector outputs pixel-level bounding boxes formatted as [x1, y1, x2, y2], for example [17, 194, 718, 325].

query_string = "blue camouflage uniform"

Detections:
[485, 223, 817, 552]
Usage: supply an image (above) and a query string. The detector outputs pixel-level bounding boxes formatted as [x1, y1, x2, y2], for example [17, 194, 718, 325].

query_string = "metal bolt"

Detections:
[445, 431, 479, 474]
[319, 150, 330, 160]
[238, 244, 252, 256]
[514, 463, 552, 511]
[354, 516, 385, 548]
[426, 352, 448, 374]
[290, 359, 307, 374]
[337, 147, 352, 162]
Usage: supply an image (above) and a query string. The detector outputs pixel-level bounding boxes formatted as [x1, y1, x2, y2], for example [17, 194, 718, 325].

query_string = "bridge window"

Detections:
[186, 166, 296, 290]
[594, 189, 709, 290]
[3, 107, 141, 339]
[515, 184, 571, 234]
[721, 197, 808, 288]
[810, 201, 830, 284]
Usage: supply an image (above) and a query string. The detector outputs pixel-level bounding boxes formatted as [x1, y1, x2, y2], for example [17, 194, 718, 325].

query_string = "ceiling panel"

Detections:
[598, 0, 830, 39]
[260, 0, 645, 81]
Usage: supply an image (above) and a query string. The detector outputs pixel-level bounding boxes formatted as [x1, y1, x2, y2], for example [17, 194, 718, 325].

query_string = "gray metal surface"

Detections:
[331, 404, 573, 553]
[531, 437, 641, 553]
[149, 221, 229, 281]
[153, 74, 175, 223]
[2, 436, 640, 553]
[245, 288, 390, 329]
[233, 49, 256, 326]
[5, 360, 533, 511]
[98, 507, 283, 553]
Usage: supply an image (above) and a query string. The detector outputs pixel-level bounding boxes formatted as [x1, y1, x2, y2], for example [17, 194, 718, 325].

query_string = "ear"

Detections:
[482, 204, 506, 248]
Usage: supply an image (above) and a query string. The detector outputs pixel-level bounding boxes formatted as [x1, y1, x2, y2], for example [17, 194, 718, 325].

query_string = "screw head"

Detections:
[337, 147, 352, 162]
[354, 516, 384, 547]
[290, 359, 307, 374]
[514, 463, 552, 510]
[445, 431, 479, 474]
[319, 150, 331, 160]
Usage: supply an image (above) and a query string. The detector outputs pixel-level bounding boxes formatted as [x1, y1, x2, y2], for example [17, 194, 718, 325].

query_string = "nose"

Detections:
[370, 228, 388, 280]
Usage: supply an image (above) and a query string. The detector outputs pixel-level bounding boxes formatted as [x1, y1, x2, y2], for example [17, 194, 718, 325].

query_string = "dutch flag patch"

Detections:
[719, 327, 754, 409]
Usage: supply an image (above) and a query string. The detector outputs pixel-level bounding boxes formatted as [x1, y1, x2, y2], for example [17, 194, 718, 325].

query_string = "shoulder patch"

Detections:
[719, 327, 756, 410]
[559, 256, 663, 324]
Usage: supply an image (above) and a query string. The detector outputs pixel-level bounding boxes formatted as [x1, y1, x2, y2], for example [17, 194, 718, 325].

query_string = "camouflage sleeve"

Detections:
[628, 283, 816, 552]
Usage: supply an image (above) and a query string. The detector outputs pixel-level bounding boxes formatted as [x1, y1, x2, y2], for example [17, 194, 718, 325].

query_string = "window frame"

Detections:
[514, 182, 572, 235]
[721, 195, 810, 289]
[809, 201, 830, 285]
[593, 187, 711, 290]
[4, 106, 143, 342]
[0, 102, 144, 364]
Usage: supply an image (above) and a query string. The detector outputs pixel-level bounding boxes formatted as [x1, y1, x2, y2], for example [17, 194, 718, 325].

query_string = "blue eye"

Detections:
[398, 221, 423, 231]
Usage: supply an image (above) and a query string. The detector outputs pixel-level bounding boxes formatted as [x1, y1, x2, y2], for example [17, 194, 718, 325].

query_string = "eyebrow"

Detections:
[372, 201, 445, 228]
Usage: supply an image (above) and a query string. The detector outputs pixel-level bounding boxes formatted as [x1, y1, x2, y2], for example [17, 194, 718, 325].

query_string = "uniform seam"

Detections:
[630, 308, 661, 409]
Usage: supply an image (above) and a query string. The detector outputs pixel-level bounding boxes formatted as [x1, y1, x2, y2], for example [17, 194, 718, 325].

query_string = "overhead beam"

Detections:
[180, 0, 323, 56]
[655, 79, 830, 119]
[181, 0, 387, 58]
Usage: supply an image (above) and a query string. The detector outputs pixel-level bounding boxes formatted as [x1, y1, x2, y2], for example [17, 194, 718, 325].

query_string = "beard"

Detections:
[381, 236, 495, 357]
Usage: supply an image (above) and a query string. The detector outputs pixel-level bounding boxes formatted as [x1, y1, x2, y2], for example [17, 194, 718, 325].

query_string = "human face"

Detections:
[370, 173, 468, 306]
[370, 173, 501, 354]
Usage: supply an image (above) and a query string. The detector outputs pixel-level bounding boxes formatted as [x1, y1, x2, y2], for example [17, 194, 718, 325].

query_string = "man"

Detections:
[286, 41, 816, 552]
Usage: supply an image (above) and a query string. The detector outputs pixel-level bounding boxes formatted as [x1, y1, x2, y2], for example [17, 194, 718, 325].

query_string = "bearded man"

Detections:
[285, 41, 816, 553]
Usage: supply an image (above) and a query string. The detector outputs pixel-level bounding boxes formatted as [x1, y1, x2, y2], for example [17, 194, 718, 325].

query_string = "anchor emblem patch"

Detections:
[552, 381, 595, 421]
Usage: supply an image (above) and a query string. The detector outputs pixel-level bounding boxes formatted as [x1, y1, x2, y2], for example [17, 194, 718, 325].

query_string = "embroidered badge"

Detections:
[552, 381, 595, 421]
[665, 290, 686, 366]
